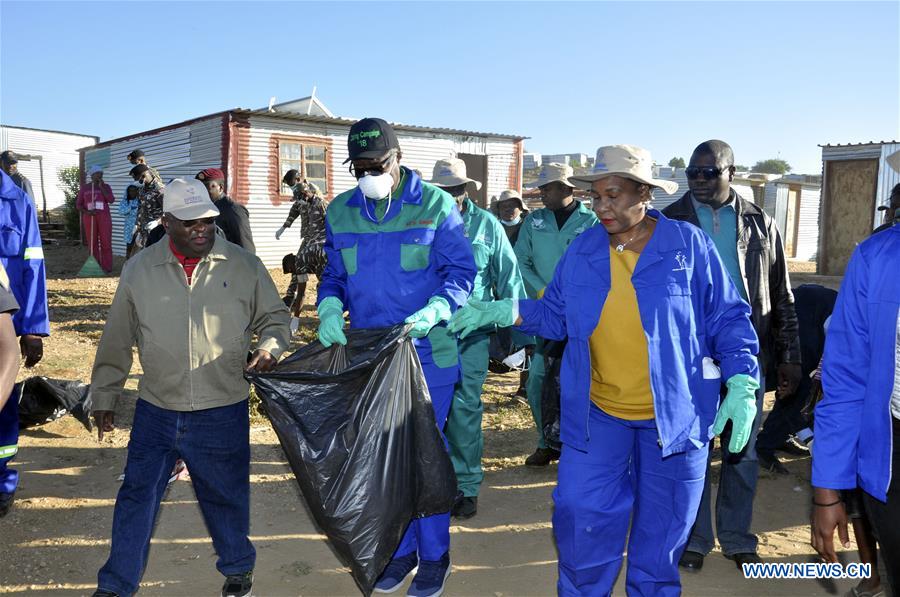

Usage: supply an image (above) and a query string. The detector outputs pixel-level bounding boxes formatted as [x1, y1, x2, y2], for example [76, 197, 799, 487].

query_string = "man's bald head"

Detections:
[691, 140, 734, 168]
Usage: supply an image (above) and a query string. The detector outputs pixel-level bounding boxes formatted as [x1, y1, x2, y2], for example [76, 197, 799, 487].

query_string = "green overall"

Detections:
[446, 198, 527, 496]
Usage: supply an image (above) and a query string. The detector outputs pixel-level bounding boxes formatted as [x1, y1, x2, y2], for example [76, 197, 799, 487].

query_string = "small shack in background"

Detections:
[0, 125, 98, 219]
[818, 140, 900, 275]
[79, 96, 525, 268]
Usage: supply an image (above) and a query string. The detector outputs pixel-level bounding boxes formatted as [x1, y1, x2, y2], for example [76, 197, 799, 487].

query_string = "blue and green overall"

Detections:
[318, 167, 475, 560]
[448, 197, 527, 497]
[0, 171, 50, 495]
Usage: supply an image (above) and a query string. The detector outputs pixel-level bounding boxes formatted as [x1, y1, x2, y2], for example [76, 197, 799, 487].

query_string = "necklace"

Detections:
[614, 220, 646, 253]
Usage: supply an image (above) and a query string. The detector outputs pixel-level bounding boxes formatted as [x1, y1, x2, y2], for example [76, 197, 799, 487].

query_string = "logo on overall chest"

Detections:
[531, 217, 545, 230]
[673, 251, 689, 272]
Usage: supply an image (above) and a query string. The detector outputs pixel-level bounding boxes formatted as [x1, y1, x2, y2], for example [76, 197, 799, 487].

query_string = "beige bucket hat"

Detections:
[534, 162, 576, 188]
[428, 158, 483, 190]
[493, 189, 528, 211]
[569, 145, 679, 195]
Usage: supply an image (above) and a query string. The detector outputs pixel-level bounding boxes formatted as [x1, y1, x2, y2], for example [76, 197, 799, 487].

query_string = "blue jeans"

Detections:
[97, 399, 254, 596]
[554, 406, 707, 597]
[0, 390, 19, 494]
[686, 374, 766, 556]
[393, 382, 454, 562]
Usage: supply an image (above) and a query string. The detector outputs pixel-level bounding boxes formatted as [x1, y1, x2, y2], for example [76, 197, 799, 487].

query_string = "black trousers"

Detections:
[864, 416, 900, 595]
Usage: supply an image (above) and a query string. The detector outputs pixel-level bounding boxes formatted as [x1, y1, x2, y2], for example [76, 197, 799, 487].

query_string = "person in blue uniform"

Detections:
[0, 169, 50, 517]
[449, 145, 760, 596]
[811, 222, 900, 593]
[317, 118, 475, 597]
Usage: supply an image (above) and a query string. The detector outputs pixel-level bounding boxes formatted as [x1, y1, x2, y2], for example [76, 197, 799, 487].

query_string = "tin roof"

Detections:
[818, 140, 899, 147]
[236, 108, 527, 141]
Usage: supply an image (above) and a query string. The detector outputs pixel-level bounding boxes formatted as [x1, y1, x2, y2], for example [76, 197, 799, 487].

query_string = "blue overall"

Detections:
[517, 211, 759, 595]
[0, 171, 50, 494]
[318, 167, 476, 561]
[813, 224, 900, 502]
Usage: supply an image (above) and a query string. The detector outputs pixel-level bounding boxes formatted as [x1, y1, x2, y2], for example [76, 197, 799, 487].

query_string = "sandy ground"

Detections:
[0, 246, 868, 596]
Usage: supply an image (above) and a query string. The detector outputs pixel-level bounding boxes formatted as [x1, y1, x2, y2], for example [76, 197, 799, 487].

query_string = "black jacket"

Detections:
[662, 191, 801, 376]
[215, 196, 255, 253]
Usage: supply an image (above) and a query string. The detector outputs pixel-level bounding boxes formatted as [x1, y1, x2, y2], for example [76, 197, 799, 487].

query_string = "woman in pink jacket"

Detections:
[76, 165, 115, 273]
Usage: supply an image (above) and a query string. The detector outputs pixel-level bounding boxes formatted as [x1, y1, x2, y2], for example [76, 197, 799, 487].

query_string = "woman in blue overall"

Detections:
[316, 118, 476, 597]
[450, 145, 760, 596]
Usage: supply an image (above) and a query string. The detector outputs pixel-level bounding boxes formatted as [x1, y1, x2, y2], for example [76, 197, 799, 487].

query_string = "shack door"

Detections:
[458, 153, 488, 209]
[821, 159, 878, 275]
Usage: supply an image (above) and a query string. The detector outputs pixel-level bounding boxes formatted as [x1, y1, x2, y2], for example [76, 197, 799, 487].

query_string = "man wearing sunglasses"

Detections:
[89, 178, 290, 597]
[317, 118, 476, 597]
[664, 140, 801, 572]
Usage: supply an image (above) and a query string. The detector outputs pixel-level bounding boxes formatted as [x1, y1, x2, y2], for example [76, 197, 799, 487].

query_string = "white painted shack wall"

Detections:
[796, 185, 821, 261]
[877, 143, 900, 212]
[81, 116, 223, 256]
[246, 115, 519, 268]
[0, 126, 97, 212]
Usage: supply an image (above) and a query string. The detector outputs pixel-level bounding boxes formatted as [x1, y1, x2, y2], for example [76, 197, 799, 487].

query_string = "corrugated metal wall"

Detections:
[795, 185, 820, 261]
[246, 115, 519, 268]
[0, 126, 97, 212]
[81, 117, 224, 256]
[877, 143, 900, 211]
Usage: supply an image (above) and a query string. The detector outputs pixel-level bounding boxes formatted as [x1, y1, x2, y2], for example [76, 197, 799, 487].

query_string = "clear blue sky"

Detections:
[2, 1, 898, 174]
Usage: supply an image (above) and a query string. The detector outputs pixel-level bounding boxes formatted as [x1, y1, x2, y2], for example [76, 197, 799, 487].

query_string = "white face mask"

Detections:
[501, 216, 521, 227]
[358, 172, 394, 200]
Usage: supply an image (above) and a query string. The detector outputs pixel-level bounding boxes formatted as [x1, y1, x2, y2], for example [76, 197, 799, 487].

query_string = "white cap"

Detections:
[162, 178, 220, 220]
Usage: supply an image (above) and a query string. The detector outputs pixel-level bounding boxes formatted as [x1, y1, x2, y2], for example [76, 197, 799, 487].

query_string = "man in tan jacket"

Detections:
[90, 178, 290, 597]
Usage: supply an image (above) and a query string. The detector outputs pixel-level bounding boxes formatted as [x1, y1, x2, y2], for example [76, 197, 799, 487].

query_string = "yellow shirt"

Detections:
[589, 247, 655, 419]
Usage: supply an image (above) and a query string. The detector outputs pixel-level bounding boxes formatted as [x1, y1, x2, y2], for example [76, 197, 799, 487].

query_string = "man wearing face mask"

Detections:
[514, 163, 597, 467]
[317, 119, 475, 597]
[428, 158, 527, 520]
[493, 189, 529, 246]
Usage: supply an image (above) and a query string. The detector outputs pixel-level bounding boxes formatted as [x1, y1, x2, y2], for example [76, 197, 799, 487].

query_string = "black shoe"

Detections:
[778, 436, 811, 456]
[678, 551, 704, 572]
[525, 447, 560, 467]
[758, 450, 790, 475]
[92, 591, 119, 597]
[0, 490, 15, 517]
[451, 495, 477, 519]
[725, 552, 762, 570]
[222, 571, 253, 597]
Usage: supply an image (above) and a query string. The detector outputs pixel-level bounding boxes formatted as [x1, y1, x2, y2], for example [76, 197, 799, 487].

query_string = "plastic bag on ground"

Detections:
[247, 325, 457, 595]
[17, 376, 93, 432]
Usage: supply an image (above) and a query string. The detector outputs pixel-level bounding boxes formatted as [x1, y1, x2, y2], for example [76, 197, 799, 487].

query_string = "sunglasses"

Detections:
[685, 166, 731, 180]
[177, 216, 216, 228]
[349, 152, 395, 179]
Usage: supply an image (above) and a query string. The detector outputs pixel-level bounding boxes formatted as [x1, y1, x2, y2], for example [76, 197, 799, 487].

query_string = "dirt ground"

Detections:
[0, 246, 868, 596]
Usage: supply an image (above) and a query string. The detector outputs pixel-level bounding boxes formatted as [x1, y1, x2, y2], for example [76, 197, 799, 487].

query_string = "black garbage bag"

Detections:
[17, 376, 93, 432]
[540, 339, 566, 450]
[247, 325, 457, 595]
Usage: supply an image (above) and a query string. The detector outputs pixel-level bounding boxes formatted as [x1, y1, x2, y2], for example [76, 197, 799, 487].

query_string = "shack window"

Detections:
[279, 140, 328, 196]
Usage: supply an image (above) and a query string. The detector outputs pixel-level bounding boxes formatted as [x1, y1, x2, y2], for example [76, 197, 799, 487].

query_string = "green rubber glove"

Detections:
[404, 296, 452, 338]
[712, 373, 760, 453]
[448, 299, 516, 339]
[316, 296, 347, 348]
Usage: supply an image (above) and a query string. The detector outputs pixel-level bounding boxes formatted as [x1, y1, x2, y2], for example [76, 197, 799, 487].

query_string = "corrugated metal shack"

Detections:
[1, 125, 98, 216]
[79, 97, 526, 268]
[763, 175, 822, 262]
[818, 140, 900, 275]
